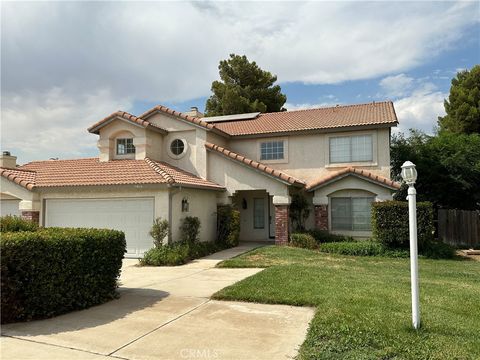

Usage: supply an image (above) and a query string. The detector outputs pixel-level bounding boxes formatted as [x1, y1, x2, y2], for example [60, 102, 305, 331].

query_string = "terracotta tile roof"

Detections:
[145, 158, 225, 190]
[0, 168, 36, 190]
[139, 105, 229, 137]
[205, 142, 305, 186]
[2, 158, 223, 190]
[306, 167, 400, 191]
[88, 110, 168, 134]
[212, 101, 398, 136]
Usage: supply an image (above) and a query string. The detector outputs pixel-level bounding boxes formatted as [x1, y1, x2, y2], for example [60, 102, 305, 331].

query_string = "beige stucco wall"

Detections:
[146, 112, 209, 178]
[0, 177, 38, 201]
[97, 120, 147, 161]
[207, 151, 289, 197]
[170, 187, 218, 243]
[227, 128, 391, 183]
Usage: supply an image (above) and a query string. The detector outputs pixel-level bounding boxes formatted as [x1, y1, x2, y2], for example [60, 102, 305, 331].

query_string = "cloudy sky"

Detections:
[1, 1, 479, 164]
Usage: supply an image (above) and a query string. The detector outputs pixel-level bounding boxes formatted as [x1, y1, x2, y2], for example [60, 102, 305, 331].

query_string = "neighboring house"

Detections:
[0, 101, 400, 257]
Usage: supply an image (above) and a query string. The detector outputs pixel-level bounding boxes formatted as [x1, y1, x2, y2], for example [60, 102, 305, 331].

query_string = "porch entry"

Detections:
[236, 190, 275, 241]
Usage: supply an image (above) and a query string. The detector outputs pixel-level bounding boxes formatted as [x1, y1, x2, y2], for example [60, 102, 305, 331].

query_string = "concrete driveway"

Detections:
[1, 243, 314, 360]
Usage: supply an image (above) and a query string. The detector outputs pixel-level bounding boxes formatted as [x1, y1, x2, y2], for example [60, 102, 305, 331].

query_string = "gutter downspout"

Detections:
[168, 185, 182, 244]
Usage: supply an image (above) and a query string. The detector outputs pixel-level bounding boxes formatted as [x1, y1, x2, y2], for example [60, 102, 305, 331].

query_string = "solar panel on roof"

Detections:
[202, 112, 261, 123]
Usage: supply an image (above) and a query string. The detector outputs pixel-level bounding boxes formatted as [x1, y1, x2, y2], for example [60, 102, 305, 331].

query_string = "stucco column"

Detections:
[19, 200, 41, 224]
[273, 195, 291, 246]
[313, 196, 328, 231]
[216, 192, 233, 206]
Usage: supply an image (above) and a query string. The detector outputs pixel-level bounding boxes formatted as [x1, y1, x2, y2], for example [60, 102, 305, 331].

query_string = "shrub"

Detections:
[422, 241, 456, 259]
[180, 216, 201, 244]
[307, 229, 353, 243]
[0, 215, 38, 233]
[372, 201, 434, 249]
[290, 233, 318, 250]
[140, 243, 190, 266]
[140, 241, 224, 266]
[150, 218, 169, 248]
[1, 228, 125, 323]
[289, 192, 311, 232]
[320, 241, 384, 256]
[217, 205, 240, 247]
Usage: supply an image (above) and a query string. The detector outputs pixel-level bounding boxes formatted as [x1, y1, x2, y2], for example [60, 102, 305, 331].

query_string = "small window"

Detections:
[331, 197, 374, 231]
[116, 138, 135, 155]
[260, 141, 284, 161]
[253, 198, 265, 229]
[170, 139, 185, 156]
[329, 135, 372, 163]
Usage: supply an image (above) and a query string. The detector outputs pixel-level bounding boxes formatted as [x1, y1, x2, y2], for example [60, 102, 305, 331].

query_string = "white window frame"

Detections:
[167, 138, 188, 159]
[325, 131, 377, 168]
[257, 138, 288, 164]
[330, 197, 374, 232]
[116, 138, 135, 155]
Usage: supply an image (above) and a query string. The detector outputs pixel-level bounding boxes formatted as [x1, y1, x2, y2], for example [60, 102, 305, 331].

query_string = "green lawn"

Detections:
[213, 246, 480, 359]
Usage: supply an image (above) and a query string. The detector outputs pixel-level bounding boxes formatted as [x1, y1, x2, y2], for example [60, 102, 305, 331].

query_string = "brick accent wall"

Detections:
[275, 205, 289, 245]
[314, 205, 328, 231]
[21, 211, 40, 224]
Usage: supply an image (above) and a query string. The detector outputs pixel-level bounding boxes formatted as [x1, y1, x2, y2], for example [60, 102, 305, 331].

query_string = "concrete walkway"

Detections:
[1, 243, 314, 360]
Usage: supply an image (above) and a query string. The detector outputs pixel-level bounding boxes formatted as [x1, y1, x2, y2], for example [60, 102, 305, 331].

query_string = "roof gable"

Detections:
[306, 167, 400, 192]
[88, 111, 168, 135]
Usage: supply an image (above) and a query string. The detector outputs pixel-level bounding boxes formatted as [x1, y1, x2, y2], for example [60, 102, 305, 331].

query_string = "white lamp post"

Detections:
[401, 161, 420, 330]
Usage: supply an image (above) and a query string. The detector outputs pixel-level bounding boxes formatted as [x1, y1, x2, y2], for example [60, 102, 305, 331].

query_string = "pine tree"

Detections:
[205, 54, 287, 116]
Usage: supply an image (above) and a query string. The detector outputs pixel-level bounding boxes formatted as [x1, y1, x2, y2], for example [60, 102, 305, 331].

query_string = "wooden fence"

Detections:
[438, 209, 480, 248]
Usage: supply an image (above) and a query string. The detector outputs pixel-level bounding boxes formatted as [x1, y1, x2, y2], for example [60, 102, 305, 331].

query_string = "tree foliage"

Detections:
[391, 130, 480, 210]
[205, 54, 287, 116]
[438, 65, 480, 134]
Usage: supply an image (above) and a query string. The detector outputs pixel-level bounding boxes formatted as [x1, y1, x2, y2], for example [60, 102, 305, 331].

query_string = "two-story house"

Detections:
[0, 101, 400, 257]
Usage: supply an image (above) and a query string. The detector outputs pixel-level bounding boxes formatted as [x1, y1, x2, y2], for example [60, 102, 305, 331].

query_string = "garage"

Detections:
[45, 197, 155, 258]
[1, 199, 21, 217]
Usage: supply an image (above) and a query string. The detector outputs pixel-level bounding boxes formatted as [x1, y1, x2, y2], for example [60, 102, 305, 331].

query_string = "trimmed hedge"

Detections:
[307, 229, 353, 243]
[319, 241, 409, 257]
[140, 241, 226, 266]
[372, 201, 434, 249]
[0, 215, 38, 233]
[290, 233, 318, 249]
[1, 228, 125, 323]
[217, 205, 240, 247]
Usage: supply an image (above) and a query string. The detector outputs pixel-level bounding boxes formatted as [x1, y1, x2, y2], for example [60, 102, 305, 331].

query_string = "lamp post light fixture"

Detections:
[401, 161, 420, 329]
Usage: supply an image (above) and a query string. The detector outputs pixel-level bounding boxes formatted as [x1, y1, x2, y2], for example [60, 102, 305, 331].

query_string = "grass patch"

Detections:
[214, 246, 480, 359]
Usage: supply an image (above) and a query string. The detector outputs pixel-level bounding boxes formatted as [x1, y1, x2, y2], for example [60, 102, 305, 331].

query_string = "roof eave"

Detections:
[306, 172, 400, 192]
[87, 114, 168, 135]
[224, 122, 398, 138]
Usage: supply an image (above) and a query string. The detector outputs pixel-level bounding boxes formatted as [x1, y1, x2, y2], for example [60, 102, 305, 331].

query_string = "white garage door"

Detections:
[45, 198, 155, 258]
[0, 199, 21, 217]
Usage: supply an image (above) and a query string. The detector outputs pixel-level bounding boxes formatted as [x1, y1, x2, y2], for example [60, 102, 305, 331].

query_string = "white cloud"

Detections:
[1, 89, 132, 163]
[379, 74, 414, 97]
[1, 1, 477, 161]
[394, 83, 446, 134]
[284, 102, 340, 111]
